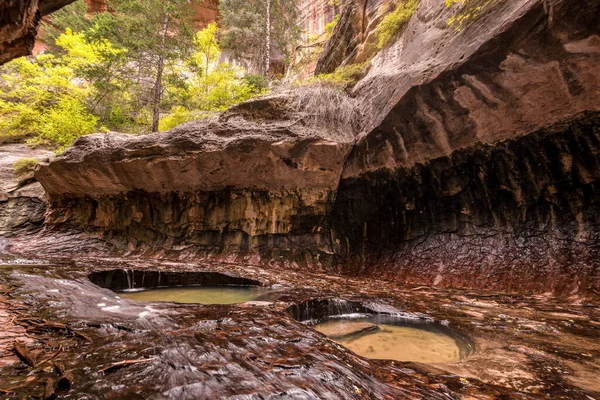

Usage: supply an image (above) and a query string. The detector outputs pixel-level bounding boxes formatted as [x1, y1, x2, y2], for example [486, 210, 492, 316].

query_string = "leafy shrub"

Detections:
[324, 14, 340, 37]
[158, 106, 197, 132]
[309, 62, 370, 90]
[185, 64, 267, 111]
[375, 0, 420, 49]
[108, 105, 131, 127]
[30, 96, 98, 152]
[0, 29, 121, 151]
[12, 158, 38, 176]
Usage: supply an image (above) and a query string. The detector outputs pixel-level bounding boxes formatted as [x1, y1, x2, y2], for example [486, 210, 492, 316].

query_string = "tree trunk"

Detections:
[151, 9, 170, 133]
[264, 0, 271, 81]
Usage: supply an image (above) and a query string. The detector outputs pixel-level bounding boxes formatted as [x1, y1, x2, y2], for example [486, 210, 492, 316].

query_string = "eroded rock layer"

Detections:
[332, 112, 600, 294]
[36, 95, 355, 266]
[329, 0, 600, 294]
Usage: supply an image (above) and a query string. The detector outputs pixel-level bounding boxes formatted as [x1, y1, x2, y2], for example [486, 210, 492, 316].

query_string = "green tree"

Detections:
[77, 0, 199, 132]
[39, 0, 93, 50]
[219, 0, 300, 78]
[192, 22, 221, 78]
[0, 29, 123, 151]
[161, 24, 268, 129]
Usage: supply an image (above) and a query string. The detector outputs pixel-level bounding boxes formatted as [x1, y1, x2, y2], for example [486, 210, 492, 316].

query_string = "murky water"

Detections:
[119, 285, 270, 304]
[314, 317, 467, 363]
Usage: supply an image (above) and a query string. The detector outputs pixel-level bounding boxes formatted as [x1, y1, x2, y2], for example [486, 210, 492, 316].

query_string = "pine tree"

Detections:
[103, 0, 197, 132]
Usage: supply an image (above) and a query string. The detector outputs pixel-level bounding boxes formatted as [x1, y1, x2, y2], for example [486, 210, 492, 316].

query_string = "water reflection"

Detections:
[120, 285, 271, 304]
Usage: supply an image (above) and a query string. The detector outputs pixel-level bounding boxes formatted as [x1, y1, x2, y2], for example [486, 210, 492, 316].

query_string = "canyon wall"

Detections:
[329, 0, 600, 294]
[30, 0, 600, 294]
[298, 0, 341, 37]
[81, 0, 219, 30]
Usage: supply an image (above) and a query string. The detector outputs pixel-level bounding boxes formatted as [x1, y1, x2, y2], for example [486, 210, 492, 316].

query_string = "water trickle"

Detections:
[125, 269, 133, 290]
[288, 298, 368, 322]
[327, 298, 353, 316]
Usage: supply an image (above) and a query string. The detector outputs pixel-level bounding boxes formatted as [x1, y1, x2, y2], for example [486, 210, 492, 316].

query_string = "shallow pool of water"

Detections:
[120, 286, 270, 304]
[314, 316, 470, 363]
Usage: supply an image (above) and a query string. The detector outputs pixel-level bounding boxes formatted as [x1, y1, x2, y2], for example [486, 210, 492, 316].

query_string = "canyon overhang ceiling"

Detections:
[0, 0, 76, 65]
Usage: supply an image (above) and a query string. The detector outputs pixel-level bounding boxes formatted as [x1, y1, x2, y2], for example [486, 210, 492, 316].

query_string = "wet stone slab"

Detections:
[314, 321, 380, 339]
[0, 258, 599, 399]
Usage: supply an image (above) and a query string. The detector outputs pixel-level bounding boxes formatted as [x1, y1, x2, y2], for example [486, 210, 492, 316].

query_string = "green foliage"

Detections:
[324, 14, 340, 37]
[191, 22, 221, 77]
[39, 0, 93, 49]
[12, 158, 38, 176]
[446, 0, 498, 31]
[158, 106, 199, 132]
[186, 64, 267, 111]
[165, 24, 268, 117]
[0, 30, 113, 150]
[31, 97, 98, 152]
[243, 74, 269, 92]
[1, 2, 272, 145]
[375, 0, 420, 49]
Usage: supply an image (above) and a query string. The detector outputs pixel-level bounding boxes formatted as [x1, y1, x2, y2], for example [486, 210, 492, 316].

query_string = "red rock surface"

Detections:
[0, 0, 75, 64]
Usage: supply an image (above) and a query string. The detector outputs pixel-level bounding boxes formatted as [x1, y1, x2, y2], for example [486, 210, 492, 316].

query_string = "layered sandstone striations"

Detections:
[332, 0, 600, 294]
[0, 0, 75, 64]
[35, 93, 356, 266]
[315, 0, 391, 74]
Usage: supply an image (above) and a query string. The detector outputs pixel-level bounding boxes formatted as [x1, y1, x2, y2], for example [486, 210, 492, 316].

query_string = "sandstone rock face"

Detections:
[83, 0, 107, 13]
[80, 0, 219, 30]
[0, 0, 75, 65]
[349, 0, 600, 175]
[0, 144, 53, 235]
[332, 0, 600, 294]
[332, 113, 600, 294]
[299, 0, 341, 37]
[315, 0, 391, 74]
[36, 93, 355, 266]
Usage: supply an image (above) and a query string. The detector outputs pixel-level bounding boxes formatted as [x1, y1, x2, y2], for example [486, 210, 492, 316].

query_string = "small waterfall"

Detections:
[125, 269, 133, 290]
[289, 298, 368, 322]
[363, 301, 432, 321]
[327, 298, 353, 316]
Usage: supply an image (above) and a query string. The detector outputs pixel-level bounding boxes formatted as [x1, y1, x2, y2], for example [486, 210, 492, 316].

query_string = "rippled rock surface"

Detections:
[35, 94, 355, 267]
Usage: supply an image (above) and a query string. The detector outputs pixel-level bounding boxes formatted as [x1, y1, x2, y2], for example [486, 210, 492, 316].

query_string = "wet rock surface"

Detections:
[2, 0, 600, 396]
[24, 0, 600, 296]
[0, 258, 598, 399]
